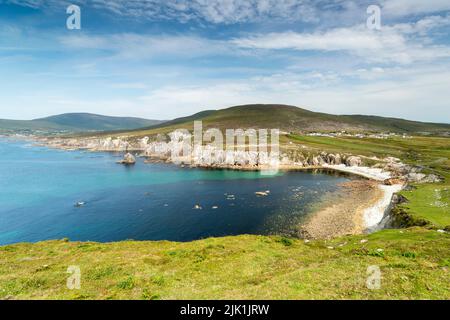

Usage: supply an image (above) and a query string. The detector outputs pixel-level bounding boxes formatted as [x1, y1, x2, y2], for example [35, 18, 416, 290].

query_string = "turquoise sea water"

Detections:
[0, 138, 349, 245]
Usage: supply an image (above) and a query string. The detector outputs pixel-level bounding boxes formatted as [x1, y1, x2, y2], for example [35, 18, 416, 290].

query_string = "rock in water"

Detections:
[117, 153, 136, 165]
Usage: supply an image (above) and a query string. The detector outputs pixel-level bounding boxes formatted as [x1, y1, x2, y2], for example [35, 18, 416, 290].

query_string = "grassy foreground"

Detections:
[0, 228, 449, 300]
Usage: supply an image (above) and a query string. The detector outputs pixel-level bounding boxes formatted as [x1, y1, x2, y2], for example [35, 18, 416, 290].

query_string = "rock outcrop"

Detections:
[345, 156, 362, 167]
[37, 134, 443, 185]
[117, 153, 136, 165]
[326, 153, 341, 165]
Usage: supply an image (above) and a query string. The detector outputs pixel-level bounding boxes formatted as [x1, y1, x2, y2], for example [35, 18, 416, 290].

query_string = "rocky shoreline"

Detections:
[26, 134, 444, 238]
[32, 134, 443, 183]
[300, 180, 408, 239]
[301, 180, 383, 239]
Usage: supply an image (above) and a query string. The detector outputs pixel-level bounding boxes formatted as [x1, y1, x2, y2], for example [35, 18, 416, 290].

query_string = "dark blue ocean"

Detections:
[0, 138, 349, 245]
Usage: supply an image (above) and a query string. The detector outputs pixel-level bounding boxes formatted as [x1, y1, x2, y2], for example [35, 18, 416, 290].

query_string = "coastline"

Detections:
[300, 180, 403, 239]
[196, 163, 406, 238]
[4, 135, 407, 239]
[322, 163, 392, 181]
[364, 184, 405, 232]
[195, 164, 406, 238]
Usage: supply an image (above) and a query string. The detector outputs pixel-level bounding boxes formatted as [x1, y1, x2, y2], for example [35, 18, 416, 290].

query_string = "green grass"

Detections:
[399, 185, 450, 228]
[0, 228, 449, 300]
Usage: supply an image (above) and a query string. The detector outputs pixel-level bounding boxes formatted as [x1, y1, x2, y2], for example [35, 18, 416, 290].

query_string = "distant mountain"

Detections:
[0, 113, 165, 133]
[135, 104, 450, 135]
[2, 105, 448, 136]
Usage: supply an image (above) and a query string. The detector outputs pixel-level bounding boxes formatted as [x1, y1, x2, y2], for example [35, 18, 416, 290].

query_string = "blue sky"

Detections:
[1, 0, 450, 122]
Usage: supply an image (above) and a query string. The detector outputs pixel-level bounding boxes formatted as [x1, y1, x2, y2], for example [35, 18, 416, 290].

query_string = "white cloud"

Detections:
[382, 0, 450, 17]
[233, 28, 388, 51]
[5, 0, 450, 24]
[111, 82, 148, 89]
[3, 1, 450, 123]
[231, 17, 450, 64]
[134, 65, 450, 122]
[2, 0, 349, 25]
[3, 0, 319, 23]
[4, 60, 450, 123]
[57, 13, 450, 65]
[4, 0, 81, 10]
[389, 13, 450, 34]
[59, 33, 234, 60]
[91, 0, 321, 24]
[138, 83, 256, 116]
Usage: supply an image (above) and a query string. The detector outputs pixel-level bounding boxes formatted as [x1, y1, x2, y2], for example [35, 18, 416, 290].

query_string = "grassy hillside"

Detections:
[0, 113, 164, 133]
[344, 115, 450, 134]
[120, 104, 450, 137]
[3, 105, 447, 136]
[0, 228, 448, 299]
[0, 119, 67, 131]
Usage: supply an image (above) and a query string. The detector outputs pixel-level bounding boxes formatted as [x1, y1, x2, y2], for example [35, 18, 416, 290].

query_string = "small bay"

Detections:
[0, 138, 350, 245]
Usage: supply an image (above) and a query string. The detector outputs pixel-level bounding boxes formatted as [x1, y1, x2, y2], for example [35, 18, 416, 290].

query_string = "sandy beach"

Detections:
[300, 180, 401, 239]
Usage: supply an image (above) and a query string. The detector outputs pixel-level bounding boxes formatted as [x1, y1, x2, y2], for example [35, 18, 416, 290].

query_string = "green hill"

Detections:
[121, 104, 450, 137]
[0, 113, 164, 133]
[2, 105, 448, 136]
